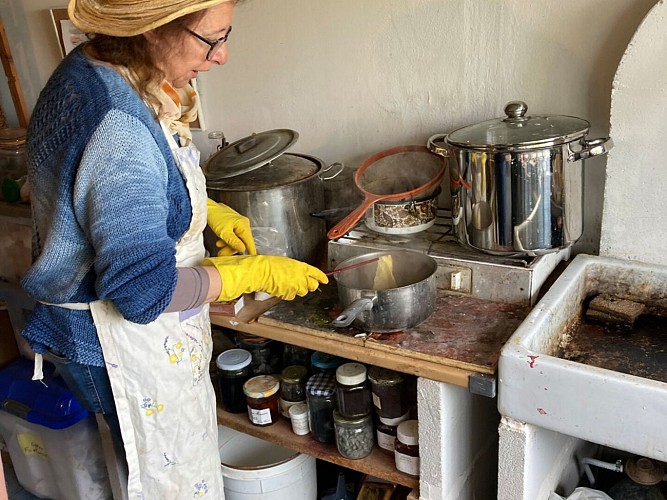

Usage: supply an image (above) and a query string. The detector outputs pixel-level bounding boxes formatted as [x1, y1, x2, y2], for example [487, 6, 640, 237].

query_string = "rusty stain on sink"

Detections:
[556, 312, 667, 383]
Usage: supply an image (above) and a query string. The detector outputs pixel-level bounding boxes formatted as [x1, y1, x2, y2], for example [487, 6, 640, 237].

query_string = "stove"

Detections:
[327, 208, 570, 306]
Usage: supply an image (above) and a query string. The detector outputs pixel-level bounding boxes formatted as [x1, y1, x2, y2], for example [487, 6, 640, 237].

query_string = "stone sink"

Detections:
[498, 254, 667, 461]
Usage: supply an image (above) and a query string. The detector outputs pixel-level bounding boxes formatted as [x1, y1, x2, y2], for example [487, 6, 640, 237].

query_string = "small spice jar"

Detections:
[305, 372, 337, 443]
[368, 366, 408, 418]
[310, 351, 344, 375]
[279, 364, 308, 418]
[216, 349, 253, 414]
[335, 362, 372, 419]
[376, 411, 410, 453]
[288, 402, 310, 436]
[333, 410, 374, 460]
[236, 333, 283, 375]
[394, 420, 420, 477]
[243, 375, 280, 426]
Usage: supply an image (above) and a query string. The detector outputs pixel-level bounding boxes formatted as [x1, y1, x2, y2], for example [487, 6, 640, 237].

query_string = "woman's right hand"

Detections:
[202, 255, 328, 301]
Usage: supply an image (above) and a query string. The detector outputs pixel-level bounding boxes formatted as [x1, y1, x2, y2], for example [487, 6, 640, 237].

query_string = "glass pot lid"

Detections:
[204, 128, 299, 181]
[446, 101, 591, 151]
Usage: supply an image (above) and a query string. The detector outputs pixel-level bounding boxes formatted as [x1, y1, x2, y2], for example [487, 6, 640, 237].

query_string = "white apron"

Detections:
[89, 124, 224, 499]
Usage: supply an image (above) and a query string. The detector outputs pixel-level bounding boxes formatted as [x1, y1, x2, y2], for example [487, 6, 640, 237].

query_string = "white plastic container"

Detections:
[218, 425, 317, 499]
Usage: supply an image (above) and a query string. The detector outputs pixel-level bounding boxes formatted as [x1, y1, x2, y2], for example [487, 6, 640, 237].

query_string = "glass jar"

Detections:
[282, 344, 313, 369]
[279, 364, 308, 418]
[394, 420, 420, 477]
[333, 410, 374, 460]
[310, 351, 344, 375]
[243, 375, 280, 426]
[376, 411, 410, 453]
[216, 349, 253, 413]
[335, 362, 372, 418]
[0, 128, 27, 202]
[305, 372, 337, 443]
[368, 366, 408, 418]
[236, 333, 282, 375]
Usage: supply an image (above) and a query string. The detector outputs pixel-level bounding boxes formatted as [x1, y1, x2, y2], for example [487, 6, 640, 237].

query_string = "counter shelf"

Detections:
[210, 282, 529, 392]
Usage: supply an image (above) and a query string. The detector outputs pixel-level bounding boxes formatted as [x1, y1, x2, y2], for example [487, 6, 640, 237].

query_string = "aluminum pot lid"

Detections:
[203, 128, 299, 181]
[446, 101, 591, 151]
[207, 152, 322, 191]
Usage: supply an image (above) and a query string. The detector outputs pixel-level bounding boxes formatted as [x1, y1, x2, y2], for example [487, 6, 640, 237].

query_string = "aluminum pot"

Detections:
[331, 250, 438, 332]
[364, 186, 441, 235]
[205, 130, 342, 265]
[428, 101, 613, 256]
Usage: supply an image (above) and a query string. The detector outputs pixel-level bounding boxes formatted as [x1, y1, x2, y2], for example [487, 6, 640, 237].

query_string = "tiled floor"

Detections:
[3, 460, 41, 500]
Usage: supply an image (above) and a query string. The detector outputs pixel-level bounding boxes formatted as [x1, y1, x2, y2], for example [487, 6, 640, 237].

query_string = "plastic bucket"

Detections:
[218, 425, 317, 500]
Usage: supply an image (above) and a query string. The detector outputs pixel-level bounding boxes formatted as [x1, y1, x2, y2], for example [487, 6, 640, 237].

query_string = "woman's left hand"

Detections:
[206, 199, 257, 256]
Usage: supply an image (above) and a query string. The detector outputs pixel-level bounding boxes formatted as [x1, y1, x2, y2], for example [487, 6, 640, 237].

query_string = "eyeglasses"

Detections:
[186, 25, 232, 61]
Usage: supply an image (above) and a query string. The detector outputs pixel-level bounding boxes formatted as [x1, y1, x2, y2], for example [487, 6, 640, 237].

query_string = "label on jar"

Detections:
[377, 430, 396, 452]
[248, 407, 273, 425]
[372, 392, 381, 409]
[395, 451, 420, 476]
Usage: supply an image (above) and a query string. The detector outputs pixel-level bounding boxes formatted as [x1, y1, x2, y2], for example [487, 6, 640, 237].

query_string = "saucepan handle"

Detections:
[332, 297, 375, 328]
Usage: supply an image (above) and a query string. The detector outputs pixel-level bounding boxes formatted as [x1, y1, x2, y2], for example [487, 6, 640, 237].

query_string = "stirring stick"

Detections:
[325, 257, 380, 276]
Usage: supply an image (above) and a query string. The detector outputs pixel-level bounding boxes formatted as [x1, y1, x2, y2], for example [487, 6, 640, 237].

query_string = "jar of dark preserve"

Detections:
[216, 349, 253, 413]
[335, 362, 372, 418]
[305, 372, 337, 443]
[279, 364, 308, 418]
[333, 410, 374, 460]
[282, 344, 313, 368]
[394, 420, 420, 477]
[376, 411, 409, 453]
[236, 333, 282, 375]
[243, 375, 280, 426]
[310, 351, 344, 375]
[368, 366, 408, 418]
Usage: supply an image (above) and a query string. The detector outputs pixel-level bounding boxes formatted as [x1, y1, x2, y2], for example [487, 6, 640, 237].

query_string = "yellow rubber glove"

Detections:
[207, 198, 257, 256]
[202, 255, 329, 301]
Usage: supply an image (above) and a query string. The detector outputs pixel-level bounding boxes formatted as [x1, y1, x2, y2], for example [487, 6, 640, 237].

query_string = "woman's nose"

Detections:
[210, 44, 229, 65]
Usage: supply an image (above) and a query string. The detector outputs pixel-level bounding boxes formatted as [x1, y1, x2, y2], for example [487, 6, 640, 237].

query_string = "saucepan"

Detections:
[331, 250, 438, 332]
[326, 146, 446, 239]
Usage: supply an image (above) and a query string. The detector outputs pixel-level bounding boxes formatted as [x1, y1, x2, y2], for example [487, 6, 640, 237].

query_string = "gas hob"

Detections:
[327, 208, 570, 306]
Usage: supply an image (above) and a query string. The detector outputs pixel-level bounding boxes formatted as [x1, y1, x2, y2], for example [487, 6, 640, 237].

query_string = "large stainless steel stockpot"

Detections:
[331, 250, 438, 332]
[428, 101, 613, 256]
[205, 129, 341, 265]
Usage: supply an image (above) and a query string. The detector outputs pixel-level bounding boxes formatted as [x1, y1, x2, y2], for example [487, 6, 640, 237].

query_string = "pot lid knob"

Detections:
[503, 100, 528, 121]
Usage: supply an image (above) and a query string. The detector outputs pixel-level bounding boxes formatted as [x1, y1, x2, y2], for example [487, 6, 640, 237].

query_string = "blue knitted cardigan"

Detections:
[20, 47, 192, 367]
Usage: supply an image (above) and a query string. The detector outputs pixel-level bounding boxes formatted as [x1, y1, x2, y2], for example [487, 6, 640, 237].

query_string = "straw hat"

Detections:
[68, 0, 232, 37]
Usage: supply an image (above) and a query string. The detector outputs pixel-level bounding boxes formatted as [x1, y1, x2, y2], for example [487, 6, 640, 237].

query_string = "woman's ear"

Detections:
[143, 29, 159, 44]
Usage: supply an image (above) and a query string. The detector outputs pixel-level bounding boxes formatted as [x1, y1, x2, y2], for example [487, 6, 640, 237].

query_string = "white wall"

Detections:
[0, 0, 658, 254]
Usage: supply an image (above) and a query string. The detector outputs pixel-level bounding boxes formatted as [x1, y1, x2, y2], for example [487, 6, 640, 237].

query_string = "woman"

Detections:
[20, 0, 328, 497]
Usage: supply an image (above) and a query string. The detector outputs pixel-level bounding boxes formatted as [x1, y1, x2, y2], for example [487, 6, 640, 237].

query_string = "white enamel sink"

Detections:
[498, 254, 667, 461]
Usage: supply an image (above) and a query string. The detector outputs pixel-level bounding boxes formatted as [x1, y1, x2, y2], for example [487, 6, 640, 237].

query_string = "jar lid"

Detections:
[0, 128, 26, 149]
[243, 375, 280, 398]
[288, 402, 308, 418]
[311, 351, 344, 370]
[216, 348, 252, 371]
[333, 409, 371, 425]
[336, 362, 367, 385]
[378, 411, 410, 427]
[280, 365, 308, 384]
[306, 372, 337, 397]
[237, 333, 273, 346]
[397, 420, 419, 446]
[445, 101, 591, 151]
[368, 366, 405, 385]
[204, 128, 300, 181]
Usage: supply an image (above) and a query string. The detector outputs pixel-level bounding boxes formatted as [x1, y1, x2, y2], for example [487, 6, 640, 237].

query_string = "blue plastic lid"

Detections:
[217, 349, 252, 371]
[0, 358, 90, 429]
[310, 351, 344, 370]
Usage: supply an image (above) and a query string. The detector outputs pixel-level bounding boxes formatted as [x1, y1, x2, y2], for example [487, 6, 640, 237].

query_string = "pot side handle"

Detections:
[568, 137, 614, 162]
[320, 162, 345, 181]
[427, 133, 450, 158]
[332, 297, 375, 328]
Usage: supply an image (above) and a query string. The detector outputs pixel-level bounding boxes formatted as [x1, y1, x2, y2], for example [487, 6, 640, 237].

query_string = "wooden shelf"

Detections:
[216, 406, 419, 490]
[0, 200, 30, 221]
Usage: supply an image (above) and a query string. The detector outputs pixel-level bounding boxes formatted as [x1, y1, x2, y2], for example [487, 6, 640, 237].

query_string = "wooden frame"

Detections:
[50, 8, 89, 58]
